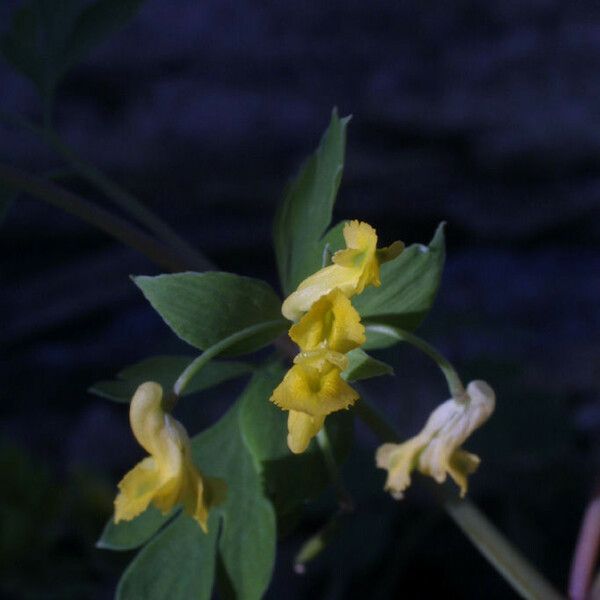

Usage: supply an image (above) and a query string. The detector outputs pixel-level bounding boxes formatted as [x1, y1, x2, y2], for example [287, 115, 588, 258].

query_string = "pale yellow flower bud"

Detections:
[376, 380, 495, 499]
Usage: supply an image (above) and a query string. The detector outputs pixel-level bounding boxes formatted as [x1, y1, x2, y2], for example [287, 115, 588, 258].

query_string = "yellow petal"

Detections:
[332, 221, 380, 292]
[281, 220, 403, 321]
[114, 457, 164, 522]
[289, 288, 365, 354]
[287, 410, 325, 454]
[375, 436, 428, 500]
[270, 352, 359, 417]
[447, 450, 481, 498]
[281, 264, 359, 321]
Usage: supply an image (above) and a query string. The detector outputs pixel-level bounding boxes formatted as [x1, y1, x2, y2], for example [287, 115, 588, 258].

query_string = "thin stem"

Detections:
[355, 398, 564, 600]
[316, 428, 354, 512]
[569, 488, 600, 600]
[0, 111, 212, 271]
[173, 321, 287, 397]
[446, 499, 563, 600]
[0, 163, 187, 272]
[365, 324, 465, 398]
[44, 131, 213, 271]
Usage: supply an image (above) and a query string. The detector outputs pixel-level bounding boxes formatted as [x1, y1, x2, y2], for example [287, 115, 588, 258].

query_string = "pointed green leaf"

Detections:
[190, 392, 276, 600]
[89, 355, 252, 403]
[133, 272, 287, 355]
[343, 349, 393, 382]
[354, 222, 446, 348]
[116, 513, 218, 600]
[274, 109, 350, 295]
[97, 507, 175, 551]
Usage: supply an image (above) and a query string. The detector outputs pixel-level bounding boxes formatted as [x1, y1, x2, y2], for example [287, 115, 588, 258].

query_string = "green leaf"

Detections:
[191, 393, 276, 600]
[133, 272, 287, 355]
[97, 507, 175, 551]
[89, 355, 252, 403]
[240, 363, 354, 516]
[274, 109, 350, 295]
[64, 0, 146, 71]
[354, 222, 446, 348]
[116, 513, 218, 600]
[343, 349, 393, 382]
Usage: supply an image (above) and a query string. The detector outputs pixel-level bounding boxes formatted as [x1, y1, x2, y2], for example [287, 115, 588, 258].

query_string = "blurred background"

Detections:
[1, 1, 600, 598]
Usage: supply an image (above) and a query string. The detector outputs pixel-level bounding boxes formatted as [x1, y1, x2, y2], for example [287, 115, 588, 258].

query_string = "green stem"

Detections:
[0, 111, 212, 271]
[0, 163, 187, 272]
[173, 321, 287, 397]
[445, 499, 563, 600]
[316, 428, 353, 512]
[44, 130, 213, 271]
[355, 398, 564, 600]
[365, 324, 465, 399]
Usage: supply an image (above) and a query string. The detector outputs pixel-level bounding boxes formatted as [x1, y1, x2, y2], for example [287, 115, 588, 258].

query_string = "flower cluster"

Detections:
[114, 382, 225, 532]
[272, 220, 403, 453]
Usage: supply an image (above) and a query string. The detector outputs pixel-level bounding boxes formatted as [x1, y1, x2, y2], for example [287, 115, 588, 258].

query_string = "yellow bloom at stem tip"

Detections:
[281, 220, 404, 321]
[376, 380, 495, 499]
[271, 289, 364, 453]
[114, 382, 225, 532]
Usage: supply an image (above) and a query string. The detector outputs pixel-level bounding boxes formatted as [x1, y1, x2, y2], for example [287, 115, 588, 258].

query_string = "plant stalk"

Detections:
[365, 324, 465, 398]
[0, 163, 187, 272]
[355, 398, 564, 600]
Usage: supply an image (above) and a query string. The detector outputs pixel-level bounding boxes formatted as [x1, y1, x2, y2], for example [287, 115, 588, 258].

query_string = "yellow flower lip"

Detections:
[376, 380, 495, 499]
[271, 351, 358, 417]
[281, 220, 403, 321]
[114, 382, 225, 532]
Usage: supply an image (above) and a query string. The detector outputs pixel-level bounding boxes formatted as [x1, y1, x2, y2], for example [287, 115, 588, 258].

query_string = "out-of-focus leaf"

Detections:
[116, 512, 218, 600]
[206, 408, 276, 600]
[343, 349, 393, 382]
[133, 272, 287, 356]
[274, 109, 350, 295]
[354, 222, 446, 349]
[64, 0, 146, 70]
[89, 355, 252, 403]
[97, 507, 175, 551]
[1, 0, 146, 99]
[0, 5, 44, 91]
[240, 363, 354, 516]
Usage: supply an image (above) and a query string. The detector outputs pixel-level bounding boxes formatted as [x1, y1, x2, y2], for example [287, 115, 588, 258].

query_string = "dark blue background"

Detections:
[1, 1, 600, 598]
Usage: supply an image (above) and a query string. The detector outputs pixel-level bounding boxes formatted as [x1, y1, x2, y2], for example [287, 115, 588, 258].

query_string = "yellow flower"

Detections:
[289, 288, 365, 354]
[281, 220, 404, 321]
[271, 350, 358, 418]
[114, 382, 225, 532]
[271, 290, 364, 453]
[376, 380, 495, 499]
